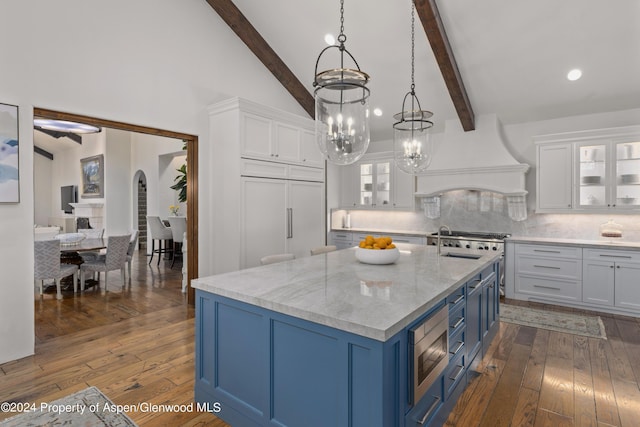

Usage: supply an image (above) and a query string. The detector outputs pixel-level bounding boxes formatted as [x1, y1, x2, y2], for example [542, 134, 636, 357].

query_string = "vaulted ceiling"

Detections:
[207, 0, 640, 141]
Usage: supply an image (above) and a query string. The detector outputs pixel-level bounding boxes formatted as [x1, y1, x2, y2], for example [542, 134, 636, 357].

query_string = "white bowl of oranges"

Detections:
[355, 235, 400, 265]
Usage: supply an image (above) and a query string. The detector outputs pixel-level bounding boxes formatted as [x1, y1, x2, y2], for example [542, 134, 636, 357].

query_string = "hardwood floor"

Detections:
[446, 299, 640, 427]
[2, 256, 639, 426]
[1, 250, 226, 426]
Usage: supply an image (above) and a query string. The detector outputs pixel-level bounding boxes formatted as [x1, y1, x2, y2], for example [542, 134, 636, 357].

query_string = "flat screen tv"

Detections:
[61, 185, 77, 214]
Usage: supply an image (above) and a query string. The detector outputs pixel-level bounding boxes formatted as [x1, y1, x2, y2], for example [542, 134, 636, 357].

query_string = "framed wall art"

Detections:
[80, 154, 104, 198]
[0, 103, 19, 203]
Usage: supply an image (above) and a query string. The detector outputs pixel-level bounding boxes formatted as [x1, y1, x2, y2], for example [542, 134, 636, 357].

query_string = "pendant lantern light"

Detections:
[393, 1, 434, 174]
[313, 0, 371, 166]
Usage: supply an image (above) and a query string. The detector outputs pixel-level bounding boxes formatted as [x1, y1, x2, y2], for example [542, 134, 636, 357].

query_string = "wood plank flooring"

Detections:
[2, 255, 639, 426]
[447, 299, 640, 427]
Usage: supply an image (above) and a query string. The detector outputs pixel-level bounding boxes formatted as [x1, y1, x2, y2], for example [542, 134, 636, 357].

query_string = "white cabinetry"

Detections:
[506, 240, 640, 317]
[208, 98, 326, 273]
[583, 249, 640, 310]
[535, 126, 640, 213]
[513, 244, 582, 301]
[339, 152, 415, 209]
[240, 111, 324, 168]
[536, 143, 573, 211]
[329, 231, 354, 250]
[241, 177, 324, 268]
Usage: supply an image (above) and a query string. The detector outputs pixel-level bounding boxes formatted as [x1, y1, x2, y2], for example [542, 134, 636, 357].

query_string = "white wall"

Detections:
[0, 0, 307, 365]
[104, 129, 132, 235]
[33, 153, 53, 226]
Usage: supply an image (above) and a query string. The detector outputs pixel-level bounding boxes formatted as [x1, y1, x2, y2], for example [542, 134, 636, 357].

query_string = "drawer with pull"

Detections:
[515, 244, 581, 259]
[515, 275, 581, 301]
[583, 248, 640, 263]
[515, 255, 582, 281]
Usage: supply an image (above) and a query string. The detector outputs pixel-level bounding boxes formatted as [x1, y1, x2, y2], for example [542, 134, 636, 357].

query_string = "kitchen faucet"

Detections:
[437, 225, 452, 256]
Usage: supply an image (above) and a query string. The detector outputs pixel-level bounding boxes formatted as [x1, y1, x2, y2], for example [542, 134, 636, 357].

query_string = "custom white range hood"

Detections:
[415, 114, 530, 220]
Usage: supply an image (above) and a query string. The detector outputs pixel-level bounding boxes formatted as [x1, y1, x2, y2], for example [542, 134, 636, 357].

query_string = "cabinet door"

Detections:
[274, 122, 301, 163]
[374, 162, 391, 207]
[359, 162, 374, 207]
[576, 142, 610, 209]
[338, 163, 359, 207]
[537, 144, 573, 210]
[614, 262, 640, 310]
[241, 113, 273, 159]
[613, 141, 640, 210]
[287, 180, 325, 260]
[301, 130, 324, 168]
[240, 177, 287, 268]
[582, 261, 615, 306]
[393, 167, 415, 209]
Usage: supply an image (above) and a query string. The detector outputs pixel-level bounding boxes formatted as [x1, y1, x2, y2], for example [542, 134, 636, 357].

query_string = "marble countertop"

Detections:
[192, 245, 501, 342]
[506, 236, 640, 251]
[331, 227, 429, 237]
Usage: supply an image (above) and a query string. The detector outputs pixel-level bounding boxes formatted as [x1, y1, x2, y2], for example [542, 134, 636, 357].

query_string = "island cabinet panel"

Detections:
[195, 291, 406, 427]
[194, 255, 502, 427]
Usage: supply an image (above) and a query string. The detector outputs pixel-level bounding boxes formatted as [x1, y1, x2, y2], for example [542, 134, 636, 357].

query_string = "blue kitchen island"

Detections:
[192, 245, 501, 427]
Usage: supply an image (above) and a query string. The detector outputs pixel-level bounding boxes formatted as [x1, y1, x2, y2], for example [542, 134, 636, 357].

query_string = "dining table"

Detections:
[52, 237, 107, 292]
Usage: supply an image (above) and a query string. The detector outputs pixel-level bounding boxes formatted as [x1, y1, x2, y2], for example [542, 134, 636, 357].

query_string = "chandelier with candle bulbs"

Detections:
[393, 0, 434, 174]
[313, 0, 371, 166]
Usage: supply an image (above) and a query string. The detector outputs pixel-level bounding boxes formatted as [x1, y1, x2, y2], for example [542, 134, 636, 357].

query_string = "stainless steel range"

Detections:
[427, 230, 511, 294]
[426, 230, 510, 252]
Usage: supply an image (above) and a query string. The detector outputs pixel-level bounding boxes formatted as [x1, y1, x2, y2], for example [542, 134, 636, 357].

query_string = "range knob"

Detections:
[455, 243, 461, 247]
[465, 244, 471, 249]
[492, 246, 498, 251]
[484, 246, 489, 250]
[478, 246, 484, 250]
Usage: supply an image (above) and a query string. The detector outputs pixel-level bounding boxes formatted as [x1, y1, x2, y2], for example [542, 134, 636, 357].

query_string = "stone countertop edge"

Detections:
[331, 227, 429, 237]
[506, 236, 640, 251]
[192, 246, 502, 342]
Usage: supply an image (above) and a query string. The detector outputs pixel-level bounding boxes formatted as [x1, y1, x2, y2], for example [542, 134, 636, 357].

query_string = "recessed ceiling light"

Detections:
[567, 69, 582, 81]
[324, 34, 335, 45]
[373, 108, 383, 117]
[34, 119, 101, 134]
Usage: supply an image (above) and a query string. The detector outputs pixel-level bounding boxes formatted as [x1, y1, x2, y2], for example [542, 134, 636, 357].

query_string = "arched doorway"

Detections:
[133, 170, 148, 250]
[33, 107, 199, 304]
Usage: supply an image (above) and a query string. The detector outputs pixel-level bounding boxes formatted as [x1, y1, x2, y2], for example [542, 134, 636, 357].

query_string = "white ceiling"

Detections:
[231, 0, 640, 141]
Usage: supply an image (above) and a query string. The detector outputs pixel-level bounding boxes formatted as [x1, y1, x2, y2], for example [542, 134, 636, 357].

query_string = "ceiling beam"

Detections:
[415, 0, 475, 131]
[205, 0, 315, 118]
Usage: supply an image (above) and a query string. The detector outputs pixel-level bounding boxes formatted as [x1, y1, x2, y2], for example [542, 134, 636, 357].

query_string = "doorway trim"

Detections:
[33, 107, 199, 304]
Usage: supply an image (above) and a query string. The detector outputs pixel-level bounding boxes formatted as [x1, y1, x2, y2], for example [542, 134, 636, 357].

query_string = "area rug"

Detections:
[500, 304, 607, 339]
[0, 386, 137, 426]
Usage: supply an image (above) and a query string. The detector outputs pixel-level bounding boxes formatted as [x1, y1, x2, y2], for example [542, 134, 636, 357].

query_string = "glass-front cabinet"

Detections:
[577, 140, 640, 210]
[359, 161, 391, 207]
[614, 141, 640, 209]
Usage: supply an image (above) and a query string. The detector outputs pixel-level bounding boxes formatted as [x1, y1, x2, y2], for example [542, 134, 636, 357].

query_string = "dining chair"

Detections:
[260, 253, 295, 265]
[80, 234, 130, 292]
[310, 245, 337, 256]
[125, 230, 139, 282]
[34, 239, 79, 300]
[147, 216, 173, 265]
[167, 216, 186, 268]
[76, 217, 92, 230]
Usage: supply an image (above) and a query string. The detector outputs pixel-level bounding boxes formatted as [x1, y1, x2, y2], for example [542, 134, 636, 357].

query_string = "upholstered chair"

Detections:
[125, 230, 139, 282]
[310, 245, 337, 256]
[147, 216, 173, 265]
[34, 239, 79, 300]
[260, 253, 295, 265]
[80, 234, 130, 292]
[167, 216, 186, 268]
